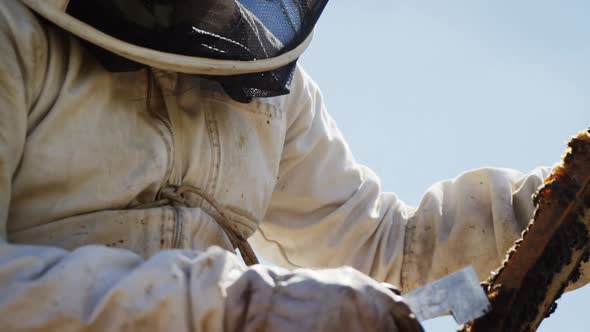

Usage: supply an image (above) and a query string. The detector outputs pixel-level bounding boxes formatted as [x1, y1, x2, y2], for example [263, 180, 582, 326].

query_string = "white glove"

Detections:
[224, 265, 423, 332]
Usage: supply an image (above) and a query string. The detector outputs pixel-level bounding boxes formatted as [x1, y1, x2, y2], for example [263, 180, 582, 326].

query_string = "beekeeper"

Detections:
[0, 1, 586, 331]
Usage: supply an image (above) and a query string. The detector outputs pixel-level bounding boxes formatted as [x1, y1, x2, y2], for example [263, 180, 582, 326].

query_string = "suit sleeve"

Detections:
[253, 66, 556, 292]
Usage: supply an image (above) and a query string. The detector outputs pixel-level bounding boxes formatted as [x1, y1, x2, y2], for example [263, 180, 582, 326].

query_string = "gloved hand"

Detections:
[224, 265, 423, 332]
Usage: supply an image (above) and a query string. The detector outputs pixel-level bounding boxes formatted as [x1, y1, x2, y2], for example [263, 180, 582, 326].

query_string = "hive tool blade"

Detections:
[403, 266, 491, 324]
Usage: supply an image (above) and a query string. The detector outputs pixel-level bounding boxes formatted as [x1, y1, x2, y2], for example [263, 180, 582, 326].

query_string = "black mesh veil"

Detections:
[66, 0, 328, 102]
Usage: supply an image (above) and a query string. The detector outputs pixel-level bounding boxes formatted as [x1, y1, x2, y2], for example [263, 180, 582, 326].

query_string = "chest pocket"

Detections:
[176, 87, 287, 239]
[207, 96, 286, 219]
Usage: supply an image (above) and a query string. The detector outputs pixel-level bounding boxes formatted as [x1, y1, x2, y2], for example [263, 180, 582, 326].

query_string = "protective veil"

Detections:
[66, 0, 328, 102]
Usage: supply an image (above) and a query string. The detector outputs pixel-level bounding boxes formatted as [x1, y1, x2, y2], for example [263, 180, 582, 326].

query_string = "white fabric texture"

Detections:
[1, 0, 586, 331]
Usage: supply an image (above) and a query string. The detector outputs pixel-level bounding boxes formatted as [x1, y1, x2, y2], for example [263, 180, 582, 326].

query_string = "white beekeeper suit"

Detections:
[1, 0, 586, 331]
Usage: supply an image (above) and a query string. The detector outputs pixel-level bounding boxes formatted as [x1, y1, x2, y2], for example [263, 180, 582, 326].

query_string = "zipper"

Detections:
[146, 69, 183, 249]
[172, 207, 184, 249]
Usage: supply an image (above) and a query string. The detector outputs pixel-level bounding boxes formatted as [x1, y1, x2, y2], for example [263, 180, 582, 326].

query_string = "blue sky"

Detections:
[299, 1, 589, 330]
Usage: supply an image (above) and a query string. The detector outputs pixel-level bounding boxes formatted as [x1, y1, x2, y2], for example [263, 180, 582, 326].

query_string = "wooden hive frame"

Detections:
[460, 129, 590, 332]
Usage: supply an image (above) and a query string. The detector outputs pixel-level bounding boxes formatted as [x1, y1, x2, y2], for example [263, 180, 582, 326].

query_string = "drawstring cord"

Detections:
[141, 68, 257, 265]
[133, 185, 259, 266]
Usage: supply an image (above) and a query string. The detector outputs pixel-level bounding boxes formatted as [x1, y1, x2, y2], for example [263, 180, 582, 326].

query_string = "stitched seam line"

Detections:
[159, 207, 166, 249]
[173, 207, 183, 248]
[203, 108, 216, 194]
[145, 70, 175, 189]
[204, 108, 221, 194]
[400, 217, 417, 292]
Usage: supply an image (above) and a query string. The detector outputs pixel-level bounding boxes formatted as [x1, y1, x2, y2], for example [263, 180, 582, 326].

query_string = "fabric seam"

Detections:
[400, 216, 417, 292]
[145, 70, 175, 189]
[204, 108, 221, 195]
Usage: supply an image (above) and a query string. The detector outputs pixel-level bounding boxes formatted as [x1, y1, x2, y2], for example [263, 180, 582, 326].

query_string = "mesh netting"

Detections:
[66, 0, 328, 102]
